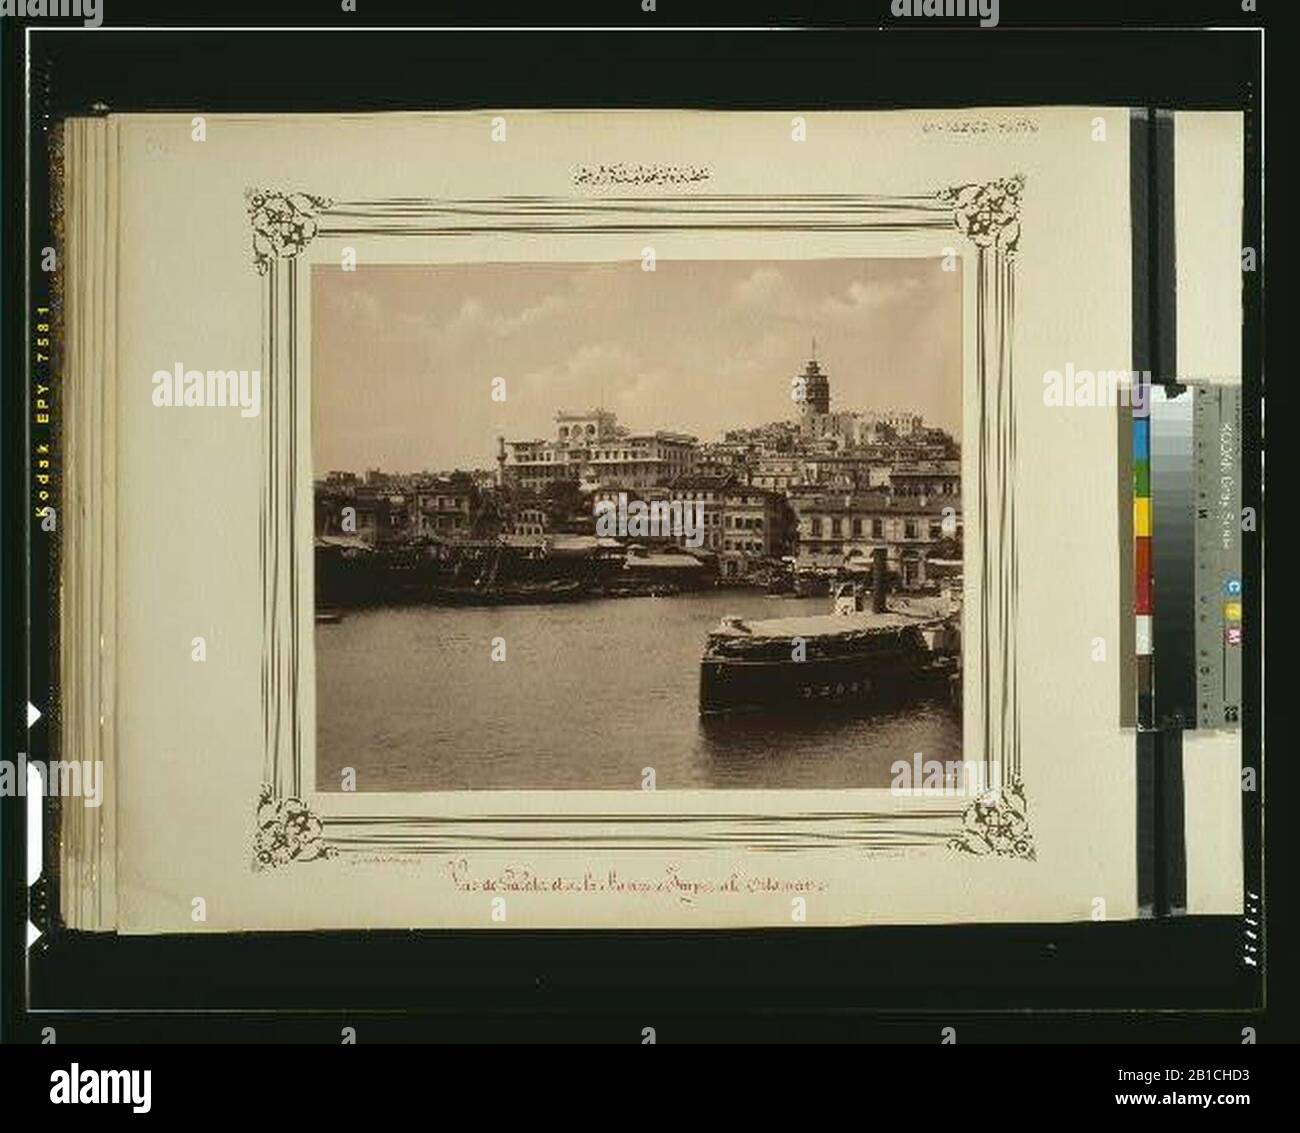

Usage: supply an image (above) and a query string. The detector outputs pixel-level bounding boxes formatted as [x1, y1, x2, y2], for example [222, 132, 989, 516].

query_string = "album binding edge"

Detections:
[54, 115, 120, 934]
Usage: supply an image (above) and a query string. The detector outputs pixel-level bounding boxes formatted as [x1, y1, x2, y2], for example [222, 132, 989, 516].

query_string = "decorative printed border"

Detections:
[249, 183, 1030, 866]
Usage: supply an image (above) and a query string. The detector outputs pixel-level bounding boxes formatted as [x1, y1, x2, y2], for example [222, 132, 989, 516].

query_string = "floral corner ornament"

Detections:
[245, 189, 333, 275]
[254, 783, 334, 870]
[948, 774, 1036, 860]
[937, 174, 1025, 259]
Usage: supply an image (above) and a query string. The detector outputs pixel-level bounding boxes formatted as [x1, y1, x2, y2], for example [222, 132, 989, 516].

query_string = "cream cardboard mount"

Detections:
[50, 109, 1243, 932]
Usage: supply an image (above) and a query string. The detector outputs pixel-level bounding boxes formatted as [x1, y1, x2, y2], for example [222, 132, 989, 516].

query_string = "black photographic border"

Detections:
[1, 1, 1275, 1045]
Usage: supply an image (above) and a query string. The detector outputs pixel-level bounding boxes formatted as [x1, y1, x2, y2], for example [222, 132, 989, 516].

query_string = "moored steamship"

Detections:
[699, 549, 960, 715]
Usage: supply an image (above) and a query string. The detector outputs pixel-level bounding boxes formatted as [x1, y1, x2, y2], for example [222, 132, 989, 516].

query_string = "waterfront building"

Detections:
[789, 489, 960, 588]
[668, 473, 791, 573]
[512, 508, 547, 537]
[720, 485, 792, 570]
[315, 475, 476, 545]
[667, 472, 731, 553]
[411, 479, 474, 537]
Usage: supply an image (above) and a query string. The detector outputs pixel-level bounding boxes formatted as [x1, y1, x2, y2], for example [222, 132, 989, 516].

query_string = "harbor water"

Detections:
[315, 591, 961, 792]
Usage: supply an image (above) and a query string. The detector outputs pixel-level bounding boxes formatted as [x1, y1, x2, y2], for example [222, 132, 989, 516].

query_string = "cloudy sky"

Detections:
[312, 258, 962, 474]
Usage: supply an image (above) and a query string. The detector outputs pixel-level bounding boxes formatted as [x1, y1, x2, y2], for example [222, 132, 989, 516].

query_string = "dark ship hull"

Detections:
[699, 623, 946, 715]
[698, 552, 959, 715]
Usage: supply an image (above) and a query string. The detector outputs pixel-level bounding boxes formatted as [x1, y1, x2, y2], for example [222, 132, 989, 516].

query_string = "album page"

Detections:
[58, 107, 1242, 931]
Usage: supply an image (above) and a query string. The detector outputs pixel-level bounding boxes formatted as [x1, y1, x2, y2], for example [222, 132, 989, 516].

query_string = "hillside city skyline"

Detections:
[312, 258, 962, 475]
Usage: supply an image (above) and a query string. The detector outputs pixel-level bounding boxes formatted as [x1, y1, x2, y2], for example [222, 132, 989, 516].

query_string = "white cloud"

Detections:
[324, 286, 385, 330]
[445, 291, 572, 337]
[729, 267, 787, 308]
[520, 342, 639, 399]
[818, 276, 925, 319]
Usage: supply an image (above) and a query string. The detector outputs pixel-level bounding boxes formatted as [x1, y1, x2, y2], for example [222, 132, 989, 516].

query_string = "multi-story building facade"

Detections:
[500, 438, 581, 493]
[586, 431, 698, 489]
[865, 407, 924, 436]
[512, 508, 547, 537]
[667, 474, 792, 573]
[750, 454, 807, 491]
[886, 459, 961, 498]
[667, 473, 730, 553]
[315, 476, 475, 544]
[502, 410, 697, 493]
[695, 441, 756, 482]
[555, 408, 620, 446]
[789, 489, 959, 588]
[411, 480, 474, 537]
[720, 485, 791, 567]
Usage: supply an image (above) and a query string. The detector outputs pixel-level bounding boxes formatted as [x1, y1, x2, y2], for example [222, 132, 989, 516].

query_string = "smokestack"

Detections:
[872, 547, 888, 613]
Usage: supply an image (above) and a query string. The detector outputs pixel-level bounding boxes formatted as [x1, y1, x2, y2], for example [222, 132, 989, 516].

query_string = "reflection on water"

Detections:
[315, 591, 962, 792]
[697, 696, 960, 789]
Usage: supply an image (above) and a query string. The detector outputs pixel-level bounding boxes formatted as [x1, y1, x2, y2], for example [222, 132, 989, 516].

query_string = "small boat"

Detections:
[598, 580, 682, 599]
[428, 578, 587, 606]
[315, 608, 344, 624]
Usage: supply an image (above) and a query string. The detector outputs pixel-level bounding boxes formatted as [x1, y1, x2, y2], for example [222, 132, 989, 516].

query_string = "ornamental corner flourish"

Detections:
[938, 173, 1025, 259]
[253, 783, 334, 870]
[948, 775, 1036, 860]
[245, 188, 334, 275]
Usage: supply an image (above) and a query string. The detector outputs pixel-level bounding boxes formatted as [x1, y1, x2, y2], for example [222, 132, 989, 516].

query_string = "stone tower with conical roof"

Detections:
[795, 339, 830, 417]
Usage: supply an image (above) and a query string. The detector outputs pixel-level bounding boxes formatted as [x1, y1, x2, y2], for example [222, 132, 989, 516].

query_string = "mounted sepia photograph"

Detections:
[310, 258, 964, 793]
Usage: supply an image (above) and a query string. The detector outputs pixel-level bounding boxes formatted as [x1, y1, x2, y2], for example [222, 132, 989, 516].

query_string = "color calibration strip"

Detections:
[1133, 382, 1243, 732]
[1134, 392, 1154, 729]
[1192, 383, 1243, 730]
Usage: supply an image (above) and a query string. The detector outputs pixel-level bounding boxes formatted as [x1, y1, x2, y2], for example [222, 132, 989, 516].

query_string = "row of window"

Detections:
[806, 517, 946, 540]
[591, 453, 692, 462]
[892, 482, 959, 495]
[373, 513, 469, 529]
[673, 534, 766, 554]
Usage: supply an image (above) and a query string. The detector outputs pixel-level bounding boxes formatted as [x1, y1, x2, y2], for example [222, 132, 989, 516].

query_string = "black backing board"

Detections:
[1, 2, 1277, 1044]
